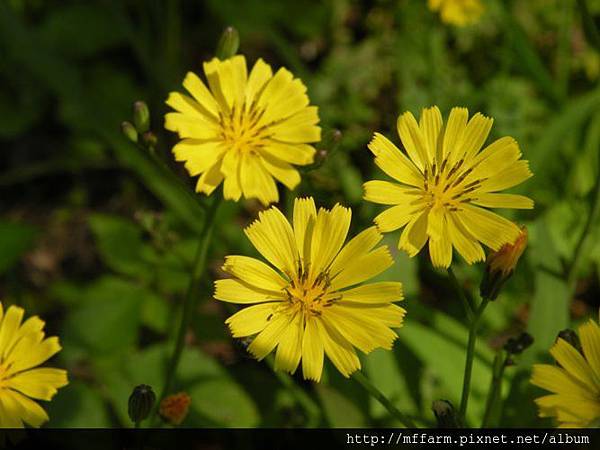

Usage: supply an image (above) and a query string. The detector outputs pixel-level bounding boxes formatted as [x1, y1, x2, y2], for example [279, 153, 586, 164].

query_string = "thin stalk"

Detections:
[458, 296, 490, 424]
[156, 196, 221, 413]
[577, 0, 600, 51]
[566, 153, 600, 290]
[448, 267, 474, 321]
[481, 352, 507, 428]
[352, 371, 416, 428]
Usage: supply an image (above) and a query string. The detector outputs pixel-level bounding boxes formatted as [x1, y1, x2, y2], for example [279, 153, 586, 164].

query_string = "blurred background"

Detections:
[1, 0, 599, 427]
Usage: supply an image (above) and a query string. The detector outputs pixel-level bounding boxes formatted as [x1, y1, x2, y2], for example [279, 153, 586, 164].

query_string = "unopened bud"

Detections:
[557, 328, 582, 354]
[504, 332, 534, 355]
[480, 227, 528, 300]
[133, 101, 150, 133]
[432, 400, 459, 428]
[142, 131, 158, 149]
[216, 26, 240, 60]
[128, 384, 155, 425]
[121, 121, 138, 143]
[159, 392, 191, 426]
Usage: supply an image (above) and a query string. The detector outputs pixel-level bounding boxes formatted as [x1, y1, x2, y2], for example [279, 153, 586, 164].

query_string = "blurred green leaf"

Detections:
[63, 276, 144, 356]
[46, 381, 110, 427]
[315, 384, 367, 427]
[0, 220, 37, 274]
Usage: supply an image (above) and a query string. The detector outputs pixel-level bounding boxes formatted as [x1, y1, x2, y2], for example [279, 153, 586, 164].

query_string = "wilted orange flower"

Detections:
[159, 392, 191, 426]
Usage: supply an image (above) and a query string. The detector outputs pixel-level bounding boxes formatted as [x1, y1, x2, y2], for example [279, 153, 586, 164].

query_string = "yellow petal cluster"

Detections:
[165, 55, 321, 205]
[428, 0, 484, 26]
[214, 197, 405, 381]
[364, 106, 533, 268]
[0, 303, 68, 428]
[531, 319, 600, 427]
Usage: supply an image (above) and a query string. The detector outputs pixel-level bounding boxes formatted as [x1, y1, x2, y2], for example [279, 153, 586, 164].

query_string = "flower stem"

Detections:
[458, 295, 490, 425]
[352, 371, 416, 428]
[157, 196, 221, 410]
[448, 267, 474, 322]
[481, 351, 507, 428]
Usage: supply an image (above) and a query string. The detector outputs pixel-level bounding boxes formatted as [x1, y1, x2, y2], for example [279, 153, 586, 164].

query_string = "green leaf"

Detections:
[315, 384, 367, 427]
[62, 276, 144, 356]
[0, 220, 37, 274]
[89, 214, 151, 278]
[46, 381, 110, 427]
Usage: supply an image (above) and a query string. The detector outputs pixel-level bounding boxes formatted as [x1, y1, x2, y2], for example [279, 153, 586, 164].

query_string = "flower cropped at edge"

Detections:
[531, 319, 600, 427]
[0, 302, 68, 428]
[214, 197, 405, 382]
[363, 106, 533, 269]
[165, 55, 321, 205]
[428, 0, 483, 27]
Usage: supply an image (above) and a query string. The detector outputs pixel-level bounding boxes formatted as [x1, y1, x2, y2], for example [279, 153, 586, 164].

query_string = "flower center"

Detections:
[422, 157, 481, 210]
[283, 272, 337, 317]
[219, 103, 270, 152]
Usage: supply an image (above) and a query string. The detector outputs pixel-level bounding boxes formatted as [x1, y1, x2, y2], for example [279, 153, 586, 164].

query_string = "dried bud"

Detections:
[504, 332, 534, 355]
[128, 384, 155, 425]
[216, 26, 240, 60]
[432, 400, 459, 428]
[121, 121, 138, 143]
[480, 227, 528, 300]
[160, 392, 191, 426]
[133, 101, 150, 133]
[557, 328, 582, 354]
[142, 131, 158, 150]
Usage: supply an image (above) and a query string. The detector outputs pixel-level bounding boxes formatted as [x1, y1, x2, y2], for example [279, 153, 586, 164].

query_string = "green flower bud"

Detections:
[133, 101, 150, 133]
[432, 400, 459, 428]
[121, 121, 138, 143]
[128, 384, 155, 425]
[216, 26, 240, 60]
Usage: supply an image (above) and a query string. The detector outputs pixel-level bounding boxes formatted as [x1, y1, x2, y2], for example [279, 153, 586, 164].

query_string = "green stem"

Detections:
[156, 196, 221, 412]
[481, 352, 507, 428]
[566, 151, 600, 290]
[352, 371, 416, 428]
[265, 357, 322, 427]
[458, 296, 490, 424]
[448, 267, 473, 321]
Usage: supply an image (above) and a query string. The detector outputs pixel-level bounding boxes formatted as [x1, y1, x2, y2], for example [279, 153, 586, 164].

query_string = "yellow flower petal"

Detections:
[248, 313, 291, 360]
[221, 150, 243, 201]
[397, 111, 429, 170]
[363, 180, 415, 205]
[293, 197, 317, 266]
[7, 368, 68, 401]
[274, 312, 303, 374]
[398, 211, 428, 257]
[214, 279, 283, 304]
[442, 107, 468, 163]
[225, 303, 280, 337]
[579, 320, 600, 382]
[550, 338, 599, 391]
[374, 204, 418, 233]
[0, 305, 24, 357]
[222, 256, 288, 291]
[368, 133, 423, 187]
[462, 112, 493, 160]
[447, 213, 485, 264]
[260, 142, 316, 166]
[301, 317, 324, 382]
[328, 226, 382, 279]
[195, 163, 224, 195]
[172, 140, 225, 176]
[472, 193, 534, 209]
[339, 282, 403, 304]
[330, 246, 393, 291]
[418, 106, 442, 162]
[182, 71, 220, 119]
[310, 205, 352, 278]
[531, 364, 595, 400]
[240, 153, 279, 205]
[316, 319, 360, 378]
[260, 155, 301, 190]
[458, 205, 520, 251]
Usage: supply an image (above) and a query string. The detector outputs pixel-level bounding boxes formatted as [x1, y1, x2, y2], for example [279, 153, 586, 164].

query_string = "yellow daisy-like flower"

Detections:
[363, 106, 533, 269]
[214, 197, 405, 382]
[428, 0, 484, 27]
[165, 55, 321, 205]
[0, 303, 68, 428]
[531, 319, 600, 427]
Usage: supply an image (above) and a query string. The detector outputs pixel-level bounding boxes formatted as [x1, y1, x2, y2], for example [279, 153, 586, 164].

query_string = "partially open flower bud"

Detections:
[128, 384, 155, 425]
[159, 392, 191, 426]
[480, 227, 528, 300]
[432, 400, 459, 428]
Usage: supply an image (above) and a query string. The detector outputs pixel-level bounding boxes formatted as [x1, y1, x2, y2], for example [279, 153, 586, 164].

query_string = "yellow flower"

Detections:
[214, 197, 405, 382]
[428, 0, 484, 27]
[165, 55, 321, 205]
[531, 319, 600, 427]
[363, 106, 533, 269]
[0, 303, 68, 428]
